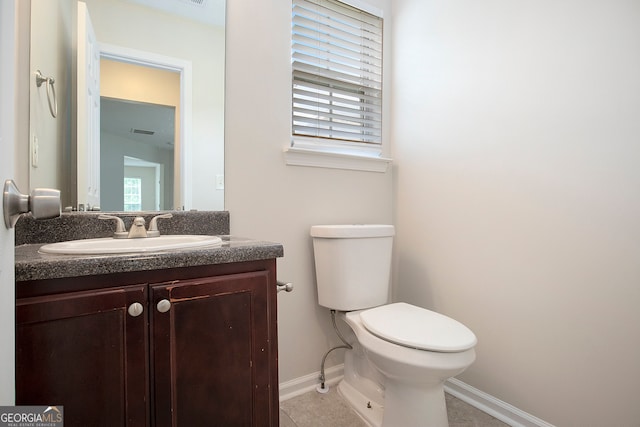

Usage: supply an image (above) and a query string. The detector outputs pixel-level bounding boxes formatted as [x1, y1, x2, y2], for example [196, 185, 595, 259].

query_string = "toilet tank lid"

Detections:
[310, 224, 395, 238]
[360, 303, 477, 352]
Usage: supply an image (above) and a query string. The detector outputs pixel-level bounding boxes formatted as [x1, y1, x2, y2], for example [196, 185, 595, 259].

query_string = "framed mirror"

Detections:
[28, 0, 225, 211]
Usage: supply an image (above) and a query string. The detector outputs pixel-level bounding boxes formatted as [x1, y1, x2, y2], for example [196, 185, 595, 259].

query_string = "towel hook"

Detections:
[35, 70, 57, 118]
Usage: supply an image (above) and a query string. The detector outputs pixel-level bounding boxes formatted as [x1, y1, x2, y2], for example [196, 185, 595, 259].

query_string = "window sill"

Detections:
[283, 147, 392, 173]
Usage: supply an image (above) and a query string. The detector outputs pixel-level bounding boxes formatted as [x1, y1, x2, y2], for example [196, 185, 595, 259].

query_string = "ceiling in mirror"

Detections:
[101, 98, 176, 151]
[127, 0, 225, 26]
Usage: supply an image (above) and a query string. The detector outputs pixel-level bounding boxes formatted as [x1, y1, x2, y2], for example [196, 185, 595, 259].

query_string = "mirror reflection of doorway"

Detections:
[124, 156, 163, 211]
[99, 58, 181, 211]
[100, 98, 175, 211]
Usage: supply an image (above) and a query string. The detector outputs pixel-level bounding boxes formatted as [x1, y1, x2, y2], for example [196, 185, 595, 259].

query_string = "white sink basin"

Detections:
[39, 235, 223, 255]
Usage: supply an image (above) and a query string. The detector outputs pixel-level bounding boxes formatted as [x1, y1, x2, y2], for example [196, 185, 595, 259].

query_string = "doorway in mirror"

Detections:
[99, 58, 181, 211]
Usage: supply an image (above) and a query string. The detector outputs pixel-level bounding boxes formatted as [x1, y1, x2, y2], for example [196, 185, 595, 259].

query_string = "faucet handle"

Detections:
[147, 213, 173, 237]
[98, 214, 128, 239]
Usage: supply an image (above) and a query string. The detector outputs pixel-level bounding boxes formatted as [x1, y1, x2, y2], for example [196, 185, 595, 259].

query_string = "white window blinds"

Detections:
[292, 0, 383, 146]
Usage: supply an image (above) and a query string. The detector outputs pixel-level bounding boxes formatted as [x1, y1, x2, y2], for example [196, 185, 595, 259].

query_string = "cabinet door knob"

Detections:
[157, 299, 171, 313]
[128, 302, 144, 317]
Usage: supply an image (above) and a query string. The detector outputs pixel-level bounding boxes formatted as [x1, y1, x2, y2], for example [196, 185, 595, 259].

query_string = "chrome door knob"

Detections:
[3, 180, 61, 228]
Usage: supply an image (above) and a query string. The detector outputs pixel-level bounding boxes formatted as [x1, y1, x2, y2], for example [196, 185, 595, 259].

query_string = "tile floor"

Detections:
[280, 386, 509, 427]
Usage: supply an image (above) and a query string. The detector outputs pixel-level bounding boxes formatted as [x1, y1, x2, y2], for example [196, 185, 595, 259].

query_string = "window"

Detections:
[124, 177, 142, 211]
[291, 0, 383, 157]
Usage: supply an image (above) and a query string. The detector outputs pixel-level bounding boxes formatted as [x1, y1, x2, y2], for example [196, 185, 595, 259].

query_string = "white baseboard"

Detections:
[279, 367, 554, 427]
[279, 364, 344, 402]
[444, 378, 555, 427]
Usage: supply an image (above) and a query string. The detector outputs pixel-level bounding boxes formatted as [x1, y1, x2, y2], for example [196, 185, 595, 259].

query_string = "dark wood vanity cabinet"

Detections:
[16, 285, 149, 426]
[151, 270, 274, 427]
[16, 260, 279, 427]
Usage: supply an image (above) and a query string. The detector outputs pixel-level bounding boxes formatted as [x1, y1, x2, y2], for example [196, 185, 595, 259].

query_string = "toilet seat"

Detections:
[360, 302, 477, 352]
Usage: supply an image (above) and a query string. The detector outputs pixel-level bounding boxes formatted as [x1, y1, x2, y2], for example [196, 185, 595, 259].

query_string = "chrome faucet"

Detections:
[127, 217, 148, 238]
[98, 214, 128, 238]
[147, 213, 173, 237]
[99, 213, 173, 239]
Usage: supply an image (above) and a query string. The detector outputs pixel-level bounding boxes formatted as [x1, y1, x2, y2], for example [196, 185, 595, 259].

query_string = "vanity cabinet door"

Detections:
[16, 285, 149, 427]
[151, 270, 277, 427]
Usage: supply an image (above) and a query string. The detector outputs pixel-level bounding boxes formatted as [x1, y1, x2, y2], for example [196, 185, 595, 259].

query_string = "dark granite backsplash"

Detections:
[15, 211, 230, 245]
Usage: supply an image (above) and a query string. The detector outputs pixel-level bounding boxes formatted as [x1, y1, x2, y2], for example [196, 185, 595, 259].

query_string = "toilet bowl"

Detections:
[340, 304, 476, 427]
[310, 225, 477, 427]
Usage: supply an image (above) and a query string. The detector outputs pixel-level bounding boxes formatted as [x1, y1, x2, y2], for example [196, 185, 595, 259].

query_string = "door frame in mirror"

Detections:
[99, 43, 193, 210]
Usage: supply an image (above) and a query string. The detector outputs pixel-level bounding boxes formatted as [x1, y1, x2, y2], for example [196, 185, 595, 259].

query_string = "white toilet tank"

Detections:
[310, 224, 395, 311]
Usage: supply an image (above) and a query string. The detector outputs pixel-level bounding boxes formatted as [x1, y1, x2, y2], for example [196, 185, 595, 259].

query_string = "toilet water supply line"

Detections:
[317, 310, 352, 394]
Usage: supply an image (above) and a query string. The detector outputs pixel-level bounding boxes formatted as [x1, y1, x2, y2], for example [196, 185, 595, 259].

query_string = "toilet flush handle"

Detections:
[277, 281, 294, 293]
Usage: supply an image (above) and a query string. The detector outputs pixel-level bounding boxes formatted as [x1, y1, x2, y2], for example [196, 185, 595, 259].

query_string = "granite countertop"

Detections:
[15, 236, 284, 282]
[14, 211, 284, 282]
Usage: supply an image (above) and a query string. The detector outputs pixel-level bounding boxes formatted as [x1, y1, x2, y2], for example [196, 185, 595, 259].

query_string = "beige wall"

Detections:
[100, 59, 180, 106]
[28, 0, 74, 206]
[392, 0, 640, 425]
[15, 1, 31, 192]
[225, 0, 394, 385]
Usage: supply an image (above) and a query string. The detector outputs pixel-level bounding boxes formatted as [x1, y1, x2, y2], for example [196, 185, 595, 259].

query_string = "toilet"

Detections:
[310, 224, 477, 427]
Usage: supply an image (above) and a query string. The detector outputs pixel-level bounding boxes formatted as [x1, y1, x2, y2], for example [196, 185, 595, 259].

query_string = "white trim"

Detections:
[292, 136, 383, 157]
[444, 378, 556, 427]
[279, 364, 344, 402]
[0, 0, 17, 404]
[99, 43, 193, 210]
[279, 369, 555, 427]
[284, 147, 392, 173]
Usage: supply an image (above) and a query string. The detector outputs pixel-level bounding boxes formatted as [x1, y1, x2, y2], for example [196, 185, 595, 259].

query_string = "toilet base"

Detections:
[383, 379, 448, 427]
[337, 379, 383, 427]
[338, 376, 450, 427]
